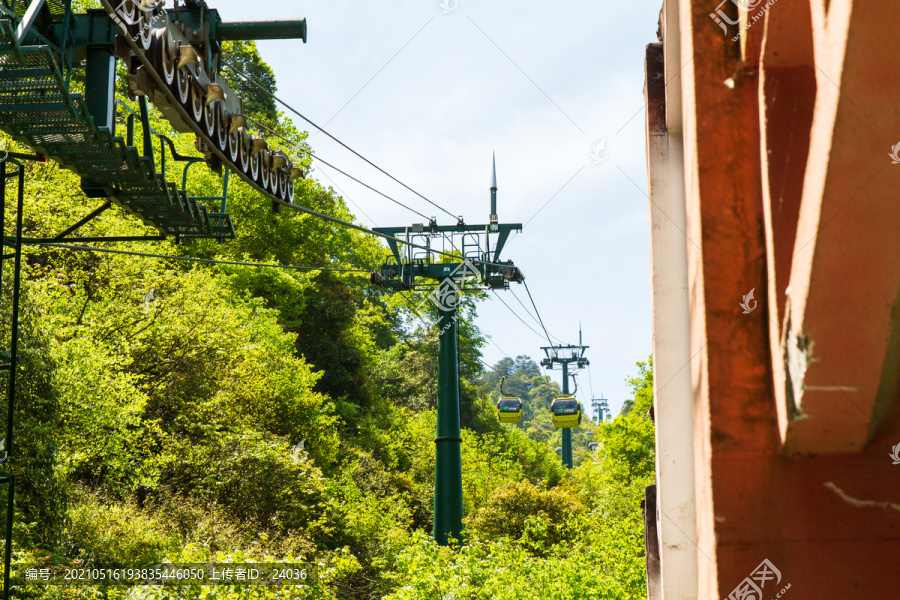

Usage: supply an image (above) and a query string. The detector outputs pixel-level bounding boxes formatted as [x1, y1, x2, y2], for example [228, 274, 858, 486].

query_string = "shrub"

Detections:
[67, 493, 175, 565]
[164, 430, 330, 543]
[465, 481, 585, 549]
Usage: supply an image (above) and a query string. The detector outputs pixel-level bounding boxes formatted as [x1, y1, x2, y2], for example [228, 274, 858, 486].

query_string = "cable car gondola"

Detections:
[551, 395, 582, 429]
[496, 376, 523, 424]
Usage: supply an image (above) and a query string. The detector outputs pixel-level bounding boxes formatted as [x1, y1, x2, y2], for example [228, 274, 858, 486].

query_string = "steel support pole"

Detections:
[0, 163, 24, 599]
[433, 290, 462, 546]
[0, 159, 7, 600]
[561, 361, 573, 469]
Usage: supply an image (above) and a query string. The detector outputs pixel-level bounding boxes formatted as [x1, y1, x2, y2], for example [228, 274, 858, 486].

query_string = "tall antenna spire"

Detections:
[491, 152, 498, 189]
[490, 152, 498, 224]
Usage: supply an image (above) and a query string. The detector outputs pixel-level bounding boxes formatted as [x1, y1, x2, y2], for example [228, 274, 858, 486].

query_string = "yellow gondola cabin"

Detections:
[496, 376, 523, 424]
[496, 397, 523, 424]
[551, 396, 581, 429]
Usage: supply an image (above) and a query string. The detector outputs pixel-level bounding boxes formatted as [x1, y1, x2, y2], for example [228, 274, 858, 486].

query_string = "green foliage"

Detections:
[465, 481, 584, 550]
[384, 531, 632, 600]
[387, 357, 655, 598]
[461, 427, 564, 512]
[601, 358, 654, 486]
[164, 430, 330, 544]
[0, 276, 67, 547]
[66, 492, 176, 566]
[221, 41, 280, 123]
[626, 357, 654, 414]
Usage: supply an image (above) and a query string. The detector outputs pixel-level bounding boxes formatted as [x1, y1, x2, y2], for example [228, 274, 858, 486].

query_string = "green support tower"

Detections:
[541, 332, 589, 469]
[370, 157, 524, 545]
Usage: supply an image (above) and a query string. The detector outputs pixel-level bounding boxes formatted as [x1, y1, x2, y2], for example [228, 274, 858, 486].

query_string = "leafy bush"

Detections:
[0, 280, 68, 547]
[66, 493, 175, 565]
[465, 481, 585, 550]
[384, 531, 630, 600]
[165, 430, 330, 543]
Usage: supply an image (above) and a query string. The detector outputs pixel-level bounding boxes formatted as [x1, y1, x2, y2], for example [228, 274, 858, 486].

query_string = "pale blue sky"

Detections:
[214, 0, 662, 415]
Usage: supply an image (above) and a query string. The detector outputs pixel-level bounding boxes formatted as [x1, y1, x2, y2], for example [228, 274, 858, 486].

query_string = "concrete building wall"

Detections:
[645, 1, 900, 598]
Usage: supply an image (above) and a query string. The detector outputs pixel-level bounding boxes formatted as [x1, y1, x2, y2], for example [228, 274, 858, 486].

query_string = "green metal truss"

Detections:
[0, 12, 234, 241]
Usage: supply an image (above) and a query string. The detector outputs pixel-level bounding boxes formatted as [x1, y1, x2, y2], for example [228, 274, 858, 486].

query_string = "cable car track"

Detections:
[99, 0, 304, 210]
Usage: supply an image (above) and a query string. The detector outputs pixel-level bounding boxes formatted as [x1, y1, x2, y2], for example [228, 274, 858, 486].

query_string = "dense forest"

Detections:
[2, 32, 656, 600]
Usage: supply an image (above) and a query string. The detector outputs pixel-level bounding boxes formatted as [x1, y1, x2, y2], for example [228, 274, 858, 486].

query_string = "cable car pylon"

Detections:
[540, 327, 589, 469]
[591, 395, 610, 423]
[370, 155, 524, 546]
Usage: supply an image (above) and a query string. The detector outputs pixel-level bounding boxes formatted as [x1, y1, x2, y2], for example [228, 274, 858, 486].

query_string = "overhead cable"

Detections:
[223, 62, 458, 220]
[32, 242, 372, 273]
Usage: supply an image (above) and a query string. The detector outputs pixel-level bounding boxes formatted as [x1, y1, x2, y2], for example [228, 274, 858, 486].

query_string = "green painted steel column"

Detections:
[85, 47, 116, 131]
[1, 164, 25, 598]
[433, 287, 462, 546]
[561, 361, 573, 469]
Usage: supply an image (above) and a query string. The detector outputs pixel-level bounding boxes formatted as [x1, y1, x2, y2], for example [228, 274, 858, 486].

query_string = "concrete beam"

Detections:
[780, 1, 900, 454]
[645, 33, 699, 600]
[758, 0, 816, 444]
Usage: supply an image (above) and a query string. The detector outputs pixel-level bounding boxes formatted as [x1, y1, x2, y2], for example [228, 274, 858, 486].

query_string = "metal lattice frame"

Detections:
[0, 8, 234, 241]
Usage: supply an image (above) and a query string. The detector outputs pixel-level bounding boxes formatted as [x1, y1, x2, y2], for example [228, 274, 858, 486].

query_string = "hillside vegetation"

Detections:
[2, 38, 655, 600]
